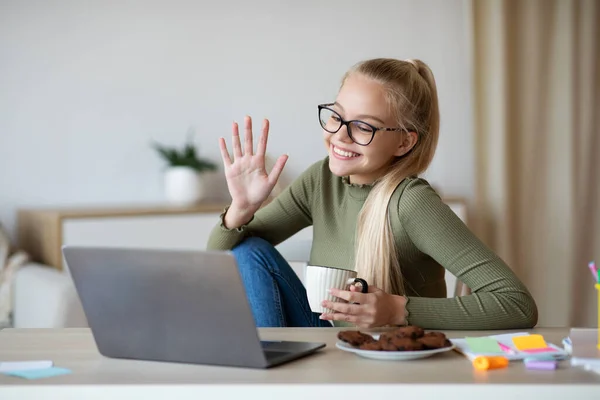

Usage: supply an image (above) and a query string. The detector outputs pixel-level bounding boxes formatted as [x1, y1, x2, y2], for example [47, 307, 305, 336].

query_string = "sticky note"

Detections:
[0, 360, 53, 372]
[525, 360, 557, 370]
[522, 347, 558, 354]
[524, 355, 557, 363]
[466, 337, 503, 353]
[512, 334, 547, 350]
[2, 367, 72, 380]
[498, 342, 516, 354]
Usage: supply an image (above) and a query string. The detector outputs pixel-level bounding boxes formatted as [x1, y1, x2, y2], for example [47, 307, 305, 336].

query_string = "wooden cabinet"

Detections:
[17, 203, 229, 270]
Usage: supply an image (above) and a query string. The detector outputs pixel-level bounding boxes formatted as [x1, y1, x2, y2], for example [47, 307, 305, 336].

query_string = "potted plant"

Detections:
[152, 136, 217, 206]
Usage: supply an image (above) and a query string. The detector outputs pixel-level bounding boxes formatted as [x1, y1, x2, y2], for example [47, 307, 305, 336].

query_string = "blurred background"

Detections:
[0, 0, 598, 328]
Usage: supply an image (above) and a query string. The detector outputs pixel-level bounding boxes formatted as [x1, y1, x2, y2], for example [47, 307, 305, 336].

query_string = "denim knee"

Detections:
[233, 237, 280, 268]
[232, 237, 274, 258]
[231, 237, 289, 276]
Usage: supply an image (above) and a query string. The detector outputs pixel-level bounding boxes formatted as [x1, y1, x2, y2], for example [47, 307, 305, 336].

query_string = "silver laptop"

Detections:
[62, 246, 326, 369]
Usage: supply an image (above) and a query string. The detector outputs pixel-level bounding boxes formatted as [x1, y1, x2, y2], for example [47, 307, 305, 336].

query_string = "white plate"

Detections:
[336, 335, 456, 361]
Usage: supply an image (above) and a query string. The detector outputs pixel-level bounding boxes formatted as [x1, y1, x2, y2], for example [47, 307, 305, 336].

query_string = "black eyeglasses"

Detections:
[318, 103, 407, 146]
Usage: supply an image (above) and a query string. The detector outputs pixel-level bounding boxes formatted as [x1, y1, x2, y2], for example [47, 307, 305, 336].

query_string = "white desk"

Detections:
[0, 328, 599, 399]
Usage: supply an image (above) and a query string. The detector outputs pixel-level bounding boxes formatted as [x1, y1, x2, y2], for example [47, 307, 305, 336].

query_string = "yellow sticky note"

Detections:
[512, 334, 547, 350]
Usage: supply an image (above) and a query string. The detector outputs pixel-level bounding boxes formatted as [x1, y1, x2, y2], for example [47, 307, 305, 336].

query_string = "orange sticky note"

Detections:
[512, 334, 547, 350]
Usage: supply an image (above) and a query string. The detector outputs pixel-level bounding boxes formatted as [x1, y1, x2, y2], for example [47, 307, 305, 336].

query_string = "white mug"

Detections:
[305, 265, 368, 314]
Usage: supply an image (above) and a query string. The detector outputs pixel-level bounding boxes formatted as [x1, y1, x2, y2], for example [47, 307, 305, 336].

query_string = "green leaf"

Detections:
[151, 135, 218, 173]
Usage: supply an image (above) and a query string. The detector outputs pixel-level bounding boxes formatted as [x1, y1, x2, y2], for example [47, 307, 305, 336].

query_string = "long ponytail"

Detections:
[345, 58, 440, 295]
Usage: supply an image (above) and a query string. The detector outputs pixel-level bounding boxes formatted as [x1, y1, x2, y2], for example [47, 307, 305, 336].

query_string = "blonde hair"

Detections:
[342, 58, 440, 296]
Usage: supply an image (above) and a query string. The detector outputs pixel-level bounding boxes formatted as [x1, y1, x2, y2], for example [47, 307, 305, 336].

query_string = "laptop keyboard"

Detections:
[264, 350, 289, 360]
[261, 341, 294, 360]
[261, 340, 284, 349]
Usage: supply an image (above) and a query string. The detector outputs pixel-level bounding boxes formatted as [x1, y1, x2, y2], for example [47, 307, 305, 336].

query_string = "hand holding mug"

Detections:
[319, 284, 408, 328]
[305, 265, 368, 314]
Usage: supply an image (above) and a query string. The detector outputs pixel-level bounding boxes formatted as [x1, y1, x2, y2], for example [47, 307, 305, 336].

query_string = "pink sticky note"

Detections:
[498, 343, 516, 354]
[522, 347, 557, 354]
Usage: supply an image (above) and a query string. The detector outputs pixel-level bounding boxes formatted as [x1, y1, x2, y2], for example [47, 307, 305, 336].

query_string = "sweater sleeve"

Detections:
[398, 179, 538, 330]
[206, 160, 322, 250]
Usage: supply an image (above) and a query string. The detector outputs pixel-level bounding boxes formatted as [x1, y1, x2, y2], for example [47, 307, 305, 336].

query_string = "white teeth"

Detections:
[333, 146, 359, 158]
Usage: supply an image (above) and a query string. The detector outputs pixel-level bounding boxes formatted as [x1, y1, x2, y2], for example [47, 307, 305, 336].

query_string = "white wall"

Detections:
[0, 0, 474, 241]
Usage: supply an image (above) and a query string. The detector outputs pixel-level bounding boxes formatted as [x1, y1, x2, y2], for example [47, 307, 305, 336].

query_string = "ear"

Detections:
[393, 131, 418, 157]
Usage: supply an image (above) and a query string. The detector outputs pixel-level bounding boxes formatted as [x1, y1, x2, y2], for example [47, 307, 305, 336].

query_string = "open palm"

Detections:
[219, 116, 288, 212]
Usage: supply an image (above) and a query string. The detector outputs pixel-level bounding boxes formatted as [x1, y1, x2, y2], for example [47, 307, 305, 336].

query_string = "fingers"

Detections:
[244, 115, 253, 156]
[329, 288, 366, 304]
[258, 118, 287, 187]
[319, 304, 374, 327]
[229, 117, 281, 171]
[349, 284, 361, 292]
[321, 300, 360, 315]
[232, 121, 243, 159]
[350, 284, 379, 294]
[218, 137, 232, 167]
[256, 119, 269, 156]
[319, 312, 358, 324]
[320, 289, 380, 327]
[267, 154, 288, 187]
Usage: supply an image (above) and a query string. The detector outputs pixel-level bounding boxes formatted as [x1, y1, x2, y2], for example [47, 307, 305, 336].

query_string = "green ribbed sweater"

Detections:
[207, 158, 538, 330]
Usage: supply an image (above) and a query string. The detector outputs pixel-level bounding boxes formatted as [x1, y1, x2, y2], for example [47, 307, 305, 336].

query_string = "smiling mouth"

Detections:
[332, 145, 360, 158]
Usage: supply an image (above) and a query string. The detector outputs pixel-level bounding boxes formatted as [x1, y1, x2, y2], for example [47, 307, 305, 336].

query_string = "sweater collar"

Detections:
[341, 176, 375, 201]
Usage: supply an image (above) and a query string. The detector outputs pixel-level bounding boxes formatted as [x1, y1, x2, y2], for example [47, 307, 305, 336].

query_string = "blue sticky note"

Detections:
[524, 355, 557, 363]
[3, 367, 72, 380]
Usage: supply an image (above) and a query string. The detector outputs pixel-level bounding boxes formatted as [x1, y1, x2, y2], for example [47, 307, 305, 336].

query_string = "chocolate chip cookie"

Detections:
[337, 330, 375, 346]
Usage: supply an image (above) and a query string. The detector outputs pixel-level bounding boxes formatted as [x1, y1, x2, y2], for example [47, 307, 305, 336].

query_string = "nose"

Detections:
[333, 123, 353, 144]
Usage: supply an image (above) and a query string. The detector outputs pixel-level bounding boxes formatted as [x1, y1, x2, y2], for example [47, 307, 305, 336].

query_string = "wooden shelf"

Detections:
[17, 202, 229, 271]
[18, 202, 228, 219]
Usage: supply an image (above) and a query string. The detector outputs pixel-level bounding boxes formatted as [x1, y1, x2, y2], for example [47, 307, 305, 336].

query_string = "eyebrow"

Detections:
[333, 102, 387, 125]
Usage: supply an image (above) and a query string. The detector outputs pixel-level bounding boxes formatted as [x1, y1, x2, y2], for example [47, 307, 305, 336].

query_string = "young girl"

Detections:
[207, 58, 538, 330]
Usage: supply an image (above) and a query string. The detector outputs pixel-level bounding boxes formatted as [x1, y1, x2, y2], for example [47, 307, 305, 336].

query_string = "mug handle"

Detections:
[350, 278, 369, 293]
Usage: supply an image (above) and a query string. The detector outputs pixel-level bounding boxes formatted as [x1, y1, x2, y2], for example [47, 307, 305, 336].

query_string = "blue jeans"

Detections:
[232, 237, 331, 328]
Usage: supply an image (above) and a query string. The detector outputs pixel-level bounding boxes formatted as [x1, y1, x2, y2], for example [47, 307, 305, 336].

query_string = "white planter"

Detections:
[164, 167, 205, 205]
